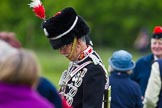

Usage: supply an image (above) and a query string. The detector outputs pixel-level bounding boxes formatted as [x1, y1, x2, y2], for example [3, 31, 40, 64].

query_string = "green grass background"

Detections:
[34, 47, 149, 89]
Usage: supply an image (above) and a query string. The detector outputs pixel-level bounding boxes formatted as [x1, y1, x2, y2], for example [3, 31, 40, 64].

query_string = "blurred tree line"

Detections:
[0, 0, 162, 49]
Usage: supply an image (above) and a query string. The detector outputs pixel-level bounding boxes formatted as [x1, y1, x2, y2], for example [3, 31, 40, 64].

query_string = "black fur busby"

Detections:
[42, 7, 90, 49]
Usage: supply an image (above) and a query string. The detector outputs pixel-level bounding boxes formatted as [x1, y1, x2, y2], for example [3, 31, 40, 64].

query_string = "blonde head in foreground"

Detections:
[0, 49, 41, 88]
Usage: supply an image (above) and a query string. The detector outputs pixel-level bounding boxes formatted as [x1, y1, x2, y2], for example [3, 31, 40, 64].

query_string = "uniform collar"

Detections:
[77, 46, 93, 61]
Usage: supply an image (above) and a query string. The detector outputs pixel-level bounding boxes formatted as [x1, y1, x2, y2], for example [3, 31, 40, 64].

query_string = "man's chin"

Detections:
[154, 53, 162, 58]
[66, 55, 71, 60]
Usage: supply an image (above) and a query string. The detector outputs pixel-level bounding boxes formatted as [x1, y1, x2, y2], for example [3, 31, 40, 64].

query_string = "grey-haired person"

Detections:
[41, 7, 109, 108]
[131, 26, 162, 98]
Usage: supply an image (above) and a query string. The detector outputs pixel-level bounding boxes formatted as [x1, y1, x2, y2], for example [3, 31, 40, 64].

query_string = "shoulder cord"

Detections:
[59, 61, 92, 87]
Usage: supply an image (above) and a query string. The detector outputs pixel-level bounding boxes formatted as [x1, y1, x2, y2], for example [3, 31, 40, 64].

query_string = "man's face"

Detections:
[151, 38, 162, 58]
[59, 43, 79, 61]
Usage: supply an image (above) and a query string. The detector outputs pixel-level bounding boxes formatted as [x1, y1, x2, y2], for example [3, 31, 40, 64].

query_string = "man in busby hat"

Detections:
[41, 7, 109, 108]
[131, 26, 162, 98]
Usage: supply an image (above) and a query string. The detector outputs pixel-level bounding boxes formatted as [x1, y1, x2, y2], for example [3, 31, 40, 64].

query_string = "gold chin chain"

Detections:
[67, 37, 77, 59]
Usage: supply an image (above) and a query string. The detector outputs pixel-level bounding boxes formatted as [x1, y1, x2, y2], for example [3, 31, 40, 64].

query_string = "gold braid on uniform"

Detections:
[68, 37, 77, 59]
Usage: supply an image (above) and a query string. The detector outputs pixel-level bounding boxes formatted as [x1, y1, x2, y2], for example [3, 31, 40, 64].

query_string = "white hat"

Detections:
[0, 40, 18, 62]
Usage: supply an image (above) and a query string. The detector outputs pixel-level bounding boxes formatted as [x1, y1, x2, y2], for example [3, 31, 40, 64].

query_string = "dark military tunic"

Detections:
[59, 46, 108, 108]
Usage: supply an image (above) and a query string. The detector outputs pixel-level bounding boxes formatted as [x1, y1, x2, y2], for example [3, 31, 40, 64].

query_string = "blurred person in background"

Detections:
[134, 27, 150, 54]
[0, 43, 54, 108]
[108, 50, 143, 108]
[0, 31, 69, 108]
[131, 26, 162, 98]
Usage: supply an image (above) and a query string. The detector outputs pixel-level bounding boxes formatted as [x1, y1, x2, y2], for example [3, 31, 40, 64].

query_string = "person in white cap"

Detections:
[0, 39, 18, 62]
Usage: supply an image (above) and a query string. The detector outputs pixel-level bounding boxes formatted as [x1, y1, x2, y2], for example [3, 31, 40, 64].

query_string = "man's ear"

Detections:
[77, 38, 82, 45]
[76, 39, 81, 48]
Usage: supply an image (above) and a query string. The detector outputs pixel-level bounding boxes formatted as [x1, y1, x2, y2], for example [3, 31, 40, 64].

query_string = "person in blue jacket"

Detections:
[131, 26, 162, 97]
[108, 50, 143, 108]
[37, 77, 62, 108]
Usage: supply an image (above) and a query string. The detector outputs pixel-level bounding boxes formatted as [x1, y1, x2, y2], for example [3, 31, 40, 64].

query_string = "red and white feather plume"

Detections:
[29, 0, 46, 20]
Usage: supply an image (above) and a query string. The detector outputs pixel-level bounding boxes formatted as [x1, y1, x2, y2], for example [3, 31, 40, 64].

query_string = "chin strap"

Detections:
[67, 37, 77, 59]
